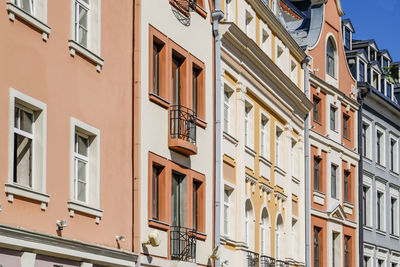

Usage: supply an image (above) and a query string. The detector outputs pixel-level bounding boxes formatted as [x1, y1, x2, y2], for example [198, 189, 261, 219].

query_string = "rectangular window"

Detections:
[193, 181, 201, 231]
[191, 59, 205, 120]
[171, 172, 187, 227]
[152, 165, 162, 220]
[153, 43, 161, 95]
[13, 105, 34, 187]
[362, 124, 368, 157]
[74, 132, 89, 202]
[276, 127, 283, 167]
[387, 82, 392, 98]
[331, 164, 337, 198]
[343, 114, 350, 139]
[223, 188, 231, 235]
[314, 227, 321, 267]
[344, 236, 350, 267]
[192, 69, 199, 116]
[359, 61, 365, 82]
[224, 90, 230, 133]
[330, 106, 336, 131]
[391, 197, 396, 235]
[378, 259, 384, 267]
[377, 191, 383, 231]
[313, 96, 320, 123]
[344, 171, 350, 202]
[377, 131, 384, 165]
[172, 55, 182, 106]
[74, 0, 89, 47]
[363, 186, 367, 225]
[390, 139, 397, 172]
[245, 107, 249, 147]
[314, 157, 321, 191]
[344, 29, 350, 49]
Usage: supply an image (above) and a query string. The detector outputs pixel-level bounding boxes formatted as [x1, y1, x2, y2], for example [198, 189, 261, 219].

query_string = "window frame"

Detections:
[313, 156, 321, 192]
[331, 164, 337, 199]
[7, 88, 48, 209]
[74, 0, 90, 48]
[330, 105, 337, 131]
[344, 170, 350, 203]
[313, 96, 321, 123]
[326, 37, 336, 78]
[15, 0, 34, 15]
[343, 114, 350, 139]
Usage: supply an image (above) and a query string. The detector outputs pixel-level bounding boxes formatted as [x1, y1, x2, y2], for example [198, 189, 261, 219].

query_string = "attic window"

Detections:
[344, 28, 350, 50]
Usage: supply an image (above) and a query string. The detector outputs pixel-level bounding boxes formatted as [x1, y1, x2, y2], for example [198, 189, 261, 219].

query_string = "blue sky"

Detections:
[341, 0, 400, 62]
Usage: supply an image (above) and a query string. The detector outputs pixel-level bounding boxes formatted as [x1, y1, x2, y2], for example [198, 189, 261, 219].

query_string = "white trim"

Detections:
[6, 2, 51, 41]
[0, 224, 137, 266]
[68, 40, 104, 72]
[5, 183, 49, 209]
[70, 117, 101, 221]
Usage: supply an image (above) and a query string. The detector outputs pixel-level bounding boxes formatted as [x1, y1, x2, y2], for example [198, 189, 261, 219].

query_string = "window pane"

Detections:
[77, 180, 86, 202]
[153, 43, 160, 95]
[77, 135, 89, 156]
[152, 166, 159, 220]
[20, 109, 33, 134]
[14, 107, 19, 128]
[77, 160, 87, 182]
[14, 134, 32, 187]
[78, 6, 88, 47]
[21, 0, 33, 14]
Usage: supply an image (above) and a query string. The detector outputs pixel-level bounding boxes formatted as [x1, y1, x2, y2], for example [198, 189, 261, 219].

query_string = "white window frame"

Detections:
[363, 175, 373, 228]
[376, 181, 386, 232]
[376, 126, 386, 166]
[275, 124, 284, 168]
[223, 186, 231, 236]
[260, 208, 270, 256]
[73, 131, 89, 203]
[6, 88, 48, 209]
[390, 187, 399, 236]
[291, 137, 297, 178]
[14, 0, 34, 15]
[362, 120, 372, 159]
[244, 99, 254, 149]
[68, 117, 102, 223]
[74, 0, 90, 48]
[389, 134, 399, 173]
[260, 112, 270, 160]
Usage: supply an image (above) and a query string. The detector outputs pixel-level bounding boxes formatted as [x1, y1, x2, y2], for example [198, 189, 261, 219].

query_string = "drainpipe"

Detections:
[357, 82, 370, 267]
[212, 4, 224, 267]
[302, 56, 311, 267]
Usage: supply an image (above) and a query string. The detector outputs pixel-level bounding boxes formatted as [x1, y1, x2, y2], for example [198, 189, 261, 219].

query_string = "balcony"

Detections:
[169, 105, 198, 156]
[260, 256, 295, 267]
[170, 226, 197, 262]
[247, 251, 260, 267]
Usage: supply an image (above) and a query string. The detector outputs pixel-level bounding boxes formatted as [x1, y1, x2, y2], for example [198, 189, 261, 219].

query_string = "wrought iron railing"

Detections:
[260, 256, 296, 267]
[172, 0, 197, 13]
[170, 105, 197, 145]
[247, 251, 260, 267]
[170, 226, 197, 262]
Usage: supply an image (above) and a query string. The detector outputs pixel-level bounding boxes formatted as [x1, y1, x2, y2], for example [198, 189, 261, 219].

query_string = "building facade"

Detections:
[136, 0, 215, 266]
[343, 20, 400, 267]
[282, 0, 360, 266]
[218, 0, 311, 266]
[0, 0, 138, 266]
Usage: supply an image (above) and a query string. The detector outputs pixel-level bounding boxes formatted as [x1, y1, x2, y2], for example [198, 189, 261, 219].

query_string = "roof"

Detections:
[342, 18, 355, 33]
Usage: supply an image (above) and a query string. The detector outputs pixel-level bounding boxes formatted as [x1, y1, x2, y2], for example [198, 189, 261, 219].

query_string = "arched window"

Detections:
[245, 199, 254, 250]
[326, 38, 336, 77]
[260, 208, 270, 256]
[275, 214, 284, 260]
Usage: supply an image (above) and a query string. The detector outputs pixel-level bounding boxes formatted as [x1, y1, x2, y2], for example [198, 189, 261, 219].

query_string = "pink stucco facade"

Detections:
[0, 0, 137, 265]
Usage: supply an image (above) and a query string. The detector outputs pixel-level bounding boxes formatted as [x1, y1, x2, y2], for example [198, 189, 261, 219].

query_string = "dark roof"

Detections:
[342, 18, 355, 33]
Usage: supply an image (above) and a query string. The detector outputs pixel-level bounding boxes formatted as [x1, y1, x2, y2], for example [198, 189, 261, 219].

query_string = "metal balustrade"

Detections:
[170, 226, 197, 262]
[247, 251, 260, 267]
[170, 105, 197, 144]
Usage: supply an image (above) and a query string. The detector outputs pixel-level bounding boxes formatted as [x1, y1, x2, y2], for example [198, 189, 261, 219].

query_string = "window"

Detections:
[327, 38, 336, 77]
[225, 0, 231, 20]
[314, 227, 321, 267]
[68, 118, 101, 221]
[377, 130, 384, 165]
[313, 96, 320, 123]
[344, 29, 350, 50]
[245, 200, 254, 248]
[14, 0, 34, 14]
[7, 89, 48, 207]
[362, 123, 368, 157]
[275, 126, 283, 168]
[260, 208, 269, 256]
[330, 106, 337, 131]
[372, 72, 379, 89]
[260, 114, 270, 159]
[359, 61, 365, 82]
[391, 197, 397, 235]
[193, 181, 201, 231]
[387, 82, 392, 99]
[275, 215, 283, 260]
[153, 43, 162, 95]
[152, 165, 164, 220]
[149, 26, 168, 102]
[363, 186, 368, 225]
[343, 114, 350, 139]
[332, 232, 339, 267]
[74, 0, 89, 47]
[224, 90, 230, 133]
[383, 58, 389, 68]
[223, 188, 231, 236]
[171, 172, 187, 227]
[344, 170, 350, 202]
[13, 105, 34, 188]
[245, 101, 254, 148]
[331, 164, 337, 198]
[377, 191, 384, 231]
[191, 58, 205, 120]
[291, 139, 297, 177]
[378, 259, 384, 267]
[390, 138, 398, 172]
[344, 236, 350, 267]
[314, 157, 321, 191]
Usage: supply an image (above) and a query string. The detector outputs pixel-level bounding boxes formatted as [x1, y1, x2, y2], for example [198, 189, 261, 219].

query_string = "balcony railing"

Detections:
[260, 256, 296, 267]
[171, 0, 197, 13]
[170, 105, 196, 143]
[247, 251, 260, 267]
[170, 226, 197, 262]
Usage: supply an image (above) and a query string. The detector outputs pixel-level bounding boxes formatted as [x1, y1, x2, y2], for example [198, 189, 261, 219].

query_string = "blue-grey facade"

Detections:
[344, 19, 400, 267]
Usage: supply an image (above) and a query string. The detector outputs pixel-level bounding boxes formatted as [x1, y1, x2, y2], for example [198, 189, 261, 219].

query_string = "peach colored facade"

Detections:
[0, 0, 137, 266]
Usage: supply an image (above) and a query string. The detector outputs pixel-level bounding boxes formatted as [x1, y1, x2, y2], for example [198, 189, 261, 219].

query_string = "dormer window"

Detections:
[344, 28, 350, 50]
[358, 61, 365, 82]
[370, 50, 376, 61]
[326, 38, 336, 78]
[383, 57, 389, 68]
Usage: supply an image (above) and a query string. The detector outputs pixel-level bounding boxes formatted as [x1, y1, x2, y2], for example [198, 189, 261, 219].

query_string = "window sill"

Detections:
[313, 120, 322, 126]
[67, 200, 103, 224]
[6, 2, 51, 41]
[376, 164, 386, 170]
[5, 183, 49, 210]
[390, 234, 399, 240]
[68, 40, 104, 72]
[363, 225, 372, 232]
[376, 229, 386, 236]
[343, 201, 354, 215]
[149, 92, 170, 109]
[148, 219, 170, 231]
[223, 131, 238, 145]
[390, 170, 399, 177]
